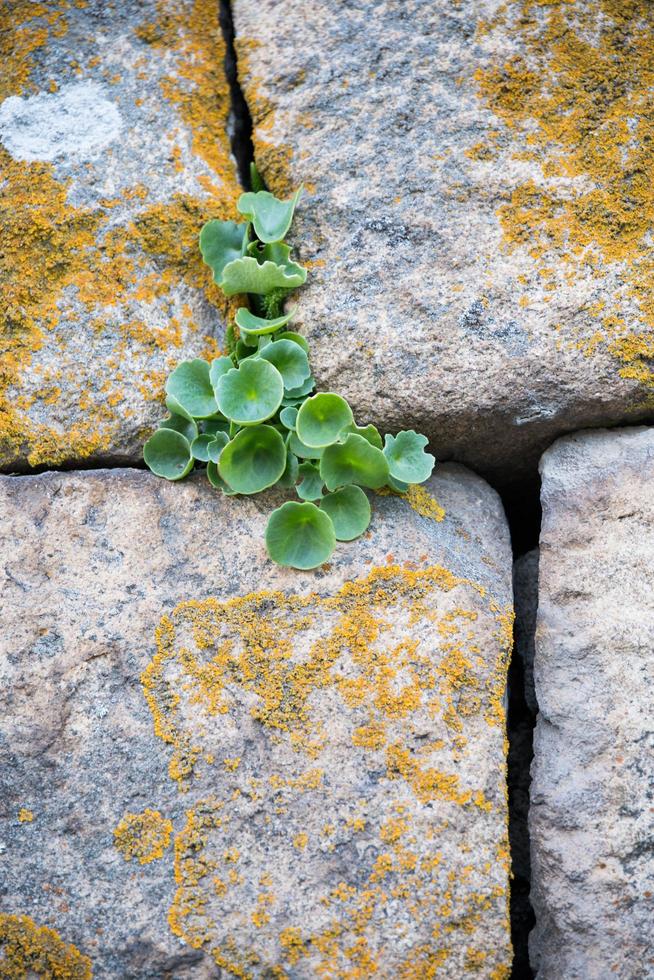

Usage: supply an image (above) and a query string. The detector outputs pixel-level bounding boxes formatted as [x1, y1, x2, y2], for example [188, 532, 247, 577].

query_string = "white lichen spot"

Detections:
[0, 83, 123, 162]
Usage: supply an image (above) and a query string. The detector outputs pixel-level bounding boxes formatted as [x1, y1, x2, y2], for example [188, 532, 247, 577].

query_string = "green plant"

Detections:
[143, 165, 436, 569]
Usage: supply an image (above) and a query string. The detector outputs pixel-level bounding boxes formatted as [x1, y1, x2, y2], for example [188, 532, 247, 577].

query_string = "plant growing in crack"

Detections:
[143, 165, 436, 569]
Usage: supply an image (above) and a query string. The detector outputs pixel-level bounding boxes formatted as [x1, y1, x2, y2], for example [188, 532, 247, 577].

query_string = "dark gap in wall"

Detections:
[218, 0, 255, 189]
[500, 480, 540, 979]
[502, 476, 542, 556]
[506, 634, 537, 978]
[1, 458, 148, 478]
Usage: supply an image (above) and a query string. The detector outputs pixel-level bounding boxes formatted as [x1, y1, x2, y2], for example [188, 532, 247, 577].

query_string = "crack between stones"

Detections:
[218, 0, 255, 189]
[501, 482, 540, 979]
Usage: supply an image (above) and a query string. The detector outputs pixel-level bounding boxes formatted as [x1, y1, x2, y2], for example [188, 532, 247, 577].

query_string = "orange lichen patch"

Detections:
[0, 913, 92, 979]
[473, 0, 654, 391]
[135, 0, 237, 204]
[0, 147, 112, 466]
[131, 194, 235, 321]
[140, 565, 512, 975]
[143, 565, 509, 786]
[0, 2, 69, 101]
[405, 485, 446, 522]
[113, 808, 173, 865]
[17, 808, 34, 823]
[235, 38, 295, 197]
[0, 2, 240, 469]
[377, 485, 445, 522]
[609, 332, 654, 386]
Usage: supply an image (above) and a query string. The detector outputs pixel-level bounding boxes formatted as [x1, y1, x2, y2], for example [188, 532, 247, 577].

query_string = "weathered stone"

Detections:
[0, 466, 513, 977]
[512, 549, 539, 717]
[530, 428, 654, 978]
[0, 0, 240, 471]
[232, 0, 654, 485]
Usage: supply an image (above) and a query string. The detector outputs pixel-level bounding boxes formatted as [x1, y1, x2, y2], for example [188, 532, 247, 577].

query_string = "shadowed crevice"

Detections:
[218, 0, 255, 189]
[501, 483, 540, 979]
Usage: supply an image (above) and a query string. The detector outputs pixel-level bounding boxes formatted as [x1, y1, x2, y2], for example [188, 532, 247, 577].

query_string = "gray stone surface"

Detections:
[513, 549, 539, 717]
[0, 0, 240, 471]
[530, 428, 654, 978]
[0, 466, 513, 978]
[233, 0, 654, 485]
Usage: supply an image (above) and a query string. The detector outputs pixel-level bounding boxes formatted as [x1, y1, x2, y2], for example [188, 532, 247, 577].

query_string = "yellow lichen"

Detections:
[473, 0, 654, 393]
[377, 485, 446, 522]
[135, 0, 238, 205]
[0, 914, 92, 979]
[113, 808, 173, 865]
[234, 38, 295, 197]
[0, 3, 70, 102]
[139, 565, 512, 976]
[17, 808, 34, 823]
[0, 1, 240, 469]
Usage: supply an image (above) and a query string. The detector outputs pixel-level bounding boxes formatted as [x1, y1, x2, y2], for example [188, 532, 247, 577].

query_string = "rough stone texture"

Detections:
[513, 549, 539, 717]
[0, 466, 513, 978]
[530, 427, 654, 978]
[233, 0, 654, 485]
[0, 0, 240, 471]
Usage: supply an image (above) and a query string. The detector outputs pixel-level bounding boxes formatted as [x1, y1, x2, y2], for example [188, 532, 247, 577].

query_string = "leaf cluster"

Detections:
[144, 166, 436, 569]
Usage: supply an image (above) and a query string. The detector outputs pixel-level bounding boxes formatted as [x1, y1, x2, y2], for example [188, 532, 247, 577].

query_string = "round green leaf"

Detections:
[165, 359, 218, 419]
[237, 188, 302, 244]
[235, 307, 295, 337]
[297, 462, 324, 501]
[347, 422, 383, 450]
[383, 430, 436, 484]
[144, 429, 193, 481]
[277, 331, 308, 353]
[209, 356, 234, 393]
[207, 431, 230, 463]
[280, 406, 298, 430]
[191, 434, 217, 462]
[257, 339, 310, 391]
[207, 460, 237, 495]
[218, 425, 286, 494]
[296, 393, 354, 448]
[284, 375, 315, 400]
[276, 451, 299, 488]
[319, 485, 371, 541]
[165, 393, 194, 422]
[221, 256, 306, 296]
[202, 418, 229, 436]
[215, 358, 284, 425]
[320, 434, 389, 491]
[158, 414, 198, 443]
[387, 475, 410, 493]
[265, 501, 336, 570]
[199, 219, 247, 284]
[288, 430, 324, 459]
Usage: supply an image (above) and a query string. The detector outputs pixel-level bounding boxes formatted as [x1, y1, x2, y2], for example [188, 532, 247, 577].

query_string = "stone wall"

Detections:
[1, 1, 653, 977]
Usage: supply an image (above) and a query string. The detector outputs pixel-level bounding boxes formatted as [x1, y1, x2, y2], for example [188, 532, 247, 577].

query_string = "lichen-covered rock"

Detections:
[530, 428, 654, 978]
[232, 0, 654, 484]
[0, 914, 92, 979]
[0, 466, 513, 977]
[0, 0, 240, 471]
